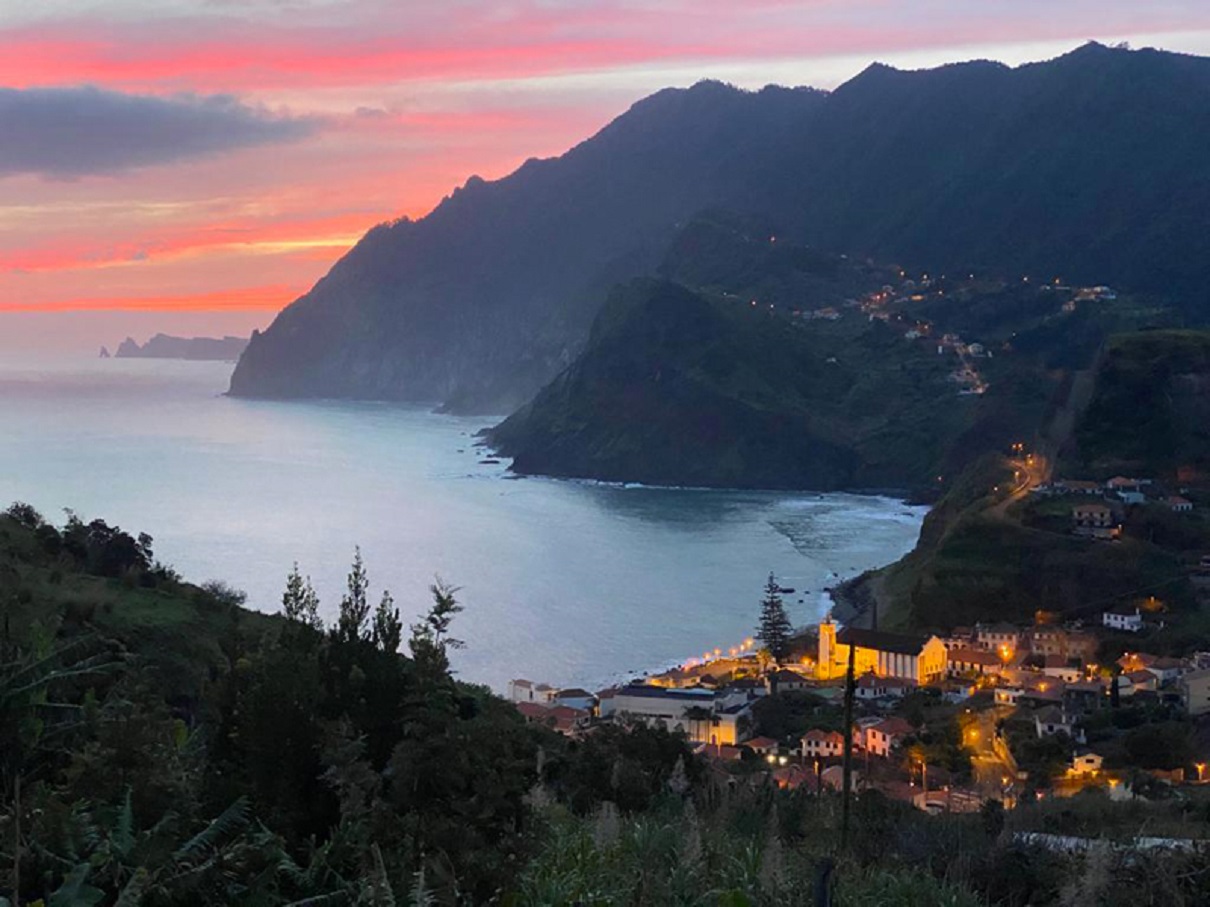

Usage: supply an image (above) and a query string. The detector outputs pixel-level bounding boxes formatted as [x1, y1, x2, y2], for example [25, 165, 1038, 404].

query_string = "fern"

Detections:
[113, 788, 135, 857]
[360, 843, 396, 907]
[114, 867, 151, 907]
[172, 797, 251, 864]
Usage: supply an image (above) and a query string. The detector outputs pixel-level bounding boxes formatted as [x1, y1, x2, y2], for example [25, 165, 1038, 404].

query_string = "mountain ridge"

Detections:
[230, 42, 1210, 411]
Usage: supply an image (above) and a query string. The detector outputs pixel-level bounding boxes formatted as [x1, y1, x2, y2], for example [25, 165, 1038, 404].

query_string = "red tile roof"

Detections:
[743, 736, 780, 750]
[871, 717, 914, 738]
[948, 648, 1001, 666]
[515, 702, 551, 720]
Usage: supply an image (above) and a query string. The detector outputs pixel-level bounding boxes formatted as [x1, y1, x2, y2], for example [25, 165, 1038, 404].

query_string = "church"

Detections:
[816, 616, 948, 685]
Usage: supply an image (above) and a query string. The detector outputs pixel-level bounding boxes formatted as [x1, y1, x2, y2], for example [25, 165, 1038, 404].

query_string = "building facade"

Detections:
[816, 618, 947, 684]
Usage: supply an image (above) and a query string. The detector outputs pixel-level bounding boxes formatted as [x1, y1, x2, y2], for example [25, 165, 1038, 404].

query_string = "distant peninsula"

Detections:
[114, 333, 249, 361]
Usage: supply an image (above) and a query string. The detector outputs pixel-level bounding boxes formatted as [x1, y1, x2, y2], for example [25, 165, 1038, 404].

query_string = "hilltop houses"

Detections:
[1102, 605, 1143, 633]
[975, 622, 1021, 657]
[1073, 502, 1119, 539]
[508, 679, 557, 704]
[801, 729, 845, 759]
[861, 717, 915, 757]
[947, 647, 1004, 677]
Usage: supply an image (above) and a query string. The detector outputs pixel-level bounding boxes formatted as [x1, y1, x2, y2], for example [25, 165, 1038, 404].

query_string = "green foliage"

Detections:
[756, 573, 792, 662]
[1075, 330, 1210, 479]
[335, 548, 371, 645]
[280, 562, 323, 631]
[8, 505, 1210, 904]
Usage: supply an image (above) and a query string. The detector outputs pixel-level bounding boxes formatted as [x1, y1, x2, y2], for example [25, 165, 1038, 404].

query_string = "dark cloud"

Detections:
[0, 86, 317, 178]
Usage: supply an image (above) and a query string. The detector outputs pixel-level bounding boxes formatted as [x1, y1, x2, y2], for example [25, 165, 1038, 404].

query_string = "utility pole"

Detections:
[12, 771, 20, 907]
[840, 639, 856, 849]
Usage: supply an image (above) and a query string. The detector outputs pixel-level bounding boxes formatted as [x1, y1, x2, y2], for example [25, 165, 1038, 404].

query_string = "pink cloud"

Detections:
[3, 0, 1209, 321]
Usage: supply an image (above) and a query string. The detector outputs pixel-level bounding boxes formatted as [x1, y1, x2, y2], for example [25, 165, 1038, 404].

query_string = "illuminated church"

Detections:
[816, 615, 948, 684]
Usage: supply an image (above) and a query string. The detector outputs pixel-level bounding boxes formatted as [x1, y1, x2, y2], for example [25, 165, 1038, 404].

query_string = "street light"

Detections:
[1197, 762, 1206, 783]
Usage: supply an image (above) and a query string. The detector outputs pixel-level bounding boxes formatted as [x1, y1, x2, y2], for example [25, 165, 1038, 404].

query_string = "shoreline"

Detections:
[827, 568, 884, 629]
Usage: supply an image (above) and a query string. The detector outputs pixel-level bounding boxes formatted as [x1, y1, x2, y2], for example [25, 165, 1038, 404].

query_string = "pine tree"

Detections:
[335, 548, 371, 644]
[371, 590, 403, 654]
[409, 579, 464, 683]
[756, 572, 792, 663]
[281, 562, 323, 630]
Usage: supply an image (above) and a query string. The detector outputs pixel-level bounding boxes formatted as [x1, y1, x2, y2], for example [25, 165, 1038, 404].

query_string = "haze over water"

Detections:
[0, 356, 926, 692]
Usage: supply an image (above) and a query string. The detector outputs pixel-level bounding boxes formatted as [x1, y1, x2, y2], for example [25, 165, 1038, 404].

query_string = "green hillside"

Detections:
[490, 216, 1176, 493]
[1071, 330, 1210, 481]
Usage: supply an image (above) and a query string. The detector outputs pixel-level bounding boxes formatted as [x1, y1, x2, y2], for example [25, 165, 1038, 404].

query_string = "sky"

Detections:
[3, 1, 1210, 353]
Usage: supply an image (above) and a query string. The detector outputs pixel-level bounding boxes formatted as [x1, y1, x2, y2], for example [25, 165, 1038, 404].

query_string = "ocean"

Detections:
[0, 355, 927, 692]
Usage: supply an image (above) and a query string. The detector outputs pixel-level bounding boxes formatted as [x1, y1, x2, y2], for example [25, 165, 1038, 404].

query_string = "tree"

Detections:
[281, 562, 323, 630]
[372, 590, 403, 655]
[335, 548, 371, 645]
[409, 579, 464, 683]
[756, 573, 792, 663]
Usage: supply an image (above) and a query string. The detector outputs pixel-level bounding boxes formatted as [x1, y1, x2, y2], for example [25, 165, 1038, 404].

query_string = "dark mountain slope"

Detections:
[775, 43, 1210, 292]
[230, 83, 824, 411]
[231, 43, 1210, 410]
[488, 215, 1180, 491]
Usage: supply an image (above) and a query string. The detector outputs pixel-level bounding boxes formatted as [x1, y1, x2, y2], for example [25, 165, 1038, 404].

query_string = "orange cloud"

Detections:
[0, 284, 301, 313]
[0, 211, 376, 274]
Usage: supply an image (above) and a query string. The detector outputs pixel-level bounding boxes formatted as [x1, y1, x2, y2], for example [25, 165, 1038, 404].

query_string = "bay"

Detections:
[0, 356, 927, 692]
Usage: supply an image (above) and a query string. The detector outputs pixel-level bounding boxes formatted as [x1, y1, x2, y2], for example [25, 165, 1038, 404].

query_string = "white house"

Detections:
[862, 717, 914, 757]
[766, 668, 812, 695]
[1070, 749, 1104, 776]
[508, 679, 557, 704]
[1105, 477, 1147, 505]
[1121, 670, 1158, 696]
[1041, 655, 1083, 684]
[947, 647, 1005, 677]
[801, 728, 845, 759]
[1102, 606, 1143, 633]
[994, 686, 1024, 706]
[855, 673, 912, 701]
[1034, 707, 1075, 739]
[610, 684, 754, 746]
[975, 622, 1021, 656]
[1168, 496, 1194, 513]
[1144, 657, 1185, 686]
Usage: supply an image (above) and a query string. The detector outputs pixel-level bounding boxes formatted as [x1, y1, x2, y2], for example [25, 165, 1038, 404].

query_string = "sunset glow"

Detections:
[5, 1, 1210, 350]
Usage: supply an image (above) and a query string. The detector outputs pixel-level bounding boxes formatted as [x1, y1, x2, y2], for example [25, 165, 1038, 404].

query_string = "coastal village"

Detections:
[509, 459, 1210, 813]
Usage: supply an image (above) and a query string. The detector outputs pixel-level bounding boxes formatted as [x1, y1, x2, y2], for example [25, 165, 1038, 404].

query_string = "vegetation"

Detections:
[3, 502, 1210, 904]
[1071, 330, 1210, 481]
[0, 504, 694, 904]
[757, 574, 793, 663]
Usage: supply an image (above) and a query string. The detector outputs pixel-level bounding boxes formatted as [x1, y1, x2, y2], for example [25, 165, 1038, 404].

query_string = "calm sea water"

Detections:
[0, 356, 927, 692]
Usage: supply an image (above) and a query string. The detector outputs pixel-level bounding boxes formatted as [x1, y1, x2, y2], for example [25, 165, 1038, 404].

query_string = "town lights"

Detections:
[1197, 763, 1206, 783]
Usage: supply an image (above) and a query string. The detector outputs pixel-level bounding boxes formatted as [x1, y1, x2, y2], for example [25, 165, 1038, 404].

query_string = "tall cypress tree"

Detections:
[335, 547, 371, 645]
[757, 572, 792, 663]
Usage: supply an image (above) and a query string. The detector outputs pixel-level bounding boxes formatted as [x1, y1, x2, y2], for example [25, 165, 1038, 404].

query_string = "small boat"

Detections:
[479, 458, 501, 465]
[778, 586, 796, 594]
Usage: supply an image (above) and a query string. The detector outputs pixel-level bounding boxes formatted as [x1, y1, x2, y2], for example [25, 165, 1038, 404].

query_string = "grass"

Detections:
[0, 514, 281, 701]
